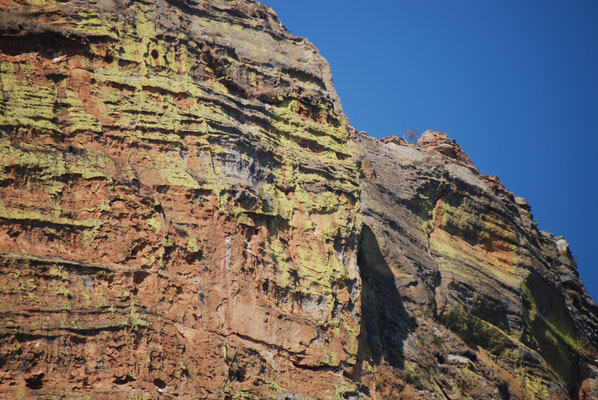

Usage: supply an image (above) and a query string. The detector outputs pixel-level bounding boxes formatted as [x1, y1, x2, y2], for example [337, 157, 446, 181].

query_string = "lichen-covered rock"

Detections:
[356, 131, 598, 399]
[0, 0, 360, 398]
[1, 1, 597, 399]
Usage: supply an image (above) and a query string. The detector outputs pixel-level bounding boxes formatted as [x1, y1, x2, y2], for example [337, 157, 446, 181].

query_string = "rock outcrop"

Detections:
[357, 132, 598, 399]
[0, 1, 596, 399]
[0, 0, 361, 398]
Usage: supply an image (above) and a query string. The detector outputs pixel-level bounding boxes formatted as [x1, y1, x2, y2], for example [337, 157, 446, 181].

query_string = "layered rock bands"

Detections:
[0, 1, 596, 399]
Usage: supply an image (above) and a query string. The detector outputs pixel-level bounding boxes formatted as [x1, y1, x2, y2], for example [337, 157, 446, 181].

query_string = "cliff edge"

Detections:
[0, 1, 596, 399]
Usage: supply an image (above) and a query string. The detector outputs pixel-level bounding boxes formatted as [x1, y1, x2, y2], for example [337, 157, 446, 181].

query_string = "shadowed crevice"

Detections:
[356, 224, 415, 369]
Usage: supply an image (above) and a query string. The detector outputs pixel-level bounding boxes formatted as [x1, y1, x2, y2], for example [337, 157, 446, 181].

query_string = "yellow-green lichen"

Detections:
[186, 237, 200, 254]
[73, 8, 120, 39]
[0, 201, 104, 231]
[445, 305, 512, 357]
[0, 137, 116, 197]
[153, 155, 200, 189]
[515, 368, 550, 400]
[0, 62, 60, 134]
[520, 281, 583, 384]
[126, 304, 149, 331]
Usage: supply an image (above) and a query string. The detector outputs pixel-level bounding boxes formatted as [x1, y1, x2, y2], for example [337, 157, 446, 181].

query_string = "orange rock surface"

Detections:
[0, 1, 596, 399]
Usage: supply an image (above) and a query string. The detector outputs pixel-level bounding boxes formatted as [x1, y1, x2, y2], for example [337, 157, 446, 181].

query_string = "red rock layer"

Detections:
[1, 1, 597, 399]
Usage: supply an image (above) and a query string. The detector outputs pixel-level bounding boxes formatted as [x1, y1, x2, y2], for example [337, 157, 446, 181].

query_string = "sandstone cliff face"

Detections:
[0, 0, 361, 398]
[0, 1, 596, 399]
[357, 131, 598, 399]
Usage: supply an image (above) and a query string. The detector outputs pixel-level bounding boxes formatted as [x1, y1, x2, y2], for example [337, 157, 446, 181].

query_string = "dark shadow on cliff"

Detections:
[355, 224, 415, 370]
[521, 270, 583, 396]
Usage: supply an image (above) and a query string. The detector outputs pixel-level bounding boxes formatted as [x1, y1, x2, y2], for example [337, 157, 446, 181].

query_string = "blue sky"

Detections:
[260, 0, 598, 302]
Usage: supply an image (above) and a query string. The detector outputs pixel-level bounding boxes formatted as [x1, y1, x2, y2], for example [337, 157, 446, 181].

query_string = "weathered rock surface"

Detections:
[0, 0, 361, 398]
[0, 1, 596, 399]
[356, 132, 598, 399]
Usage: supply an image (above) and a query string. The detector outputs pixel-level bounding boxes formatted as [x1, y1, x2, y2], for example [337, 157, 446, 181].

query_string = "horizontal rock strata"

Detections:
[0, 0, 360, 398]
[0, 1, 597, 399]
[356, 130, 598, 399]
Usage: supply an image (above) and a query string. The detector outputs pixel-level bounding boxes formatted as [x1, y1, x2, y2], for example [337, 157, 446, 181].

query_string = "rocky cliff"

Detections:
[0, 1, 596, 399]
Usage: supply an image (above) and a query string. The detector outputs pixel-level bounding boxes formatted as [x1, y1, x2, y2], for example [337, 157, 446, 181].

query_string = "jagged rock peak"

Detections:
[417, 129, 476, 168]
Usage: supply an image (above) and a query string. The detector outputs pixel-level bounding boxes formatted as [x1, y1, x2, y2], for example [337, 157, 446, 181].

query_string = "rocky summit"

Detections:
[0, 1, 596, 399]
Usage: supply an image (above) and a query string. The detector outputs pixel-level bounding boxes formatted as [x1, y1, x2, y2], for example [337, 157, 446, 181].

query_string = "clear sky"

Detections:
[260, 0, 598, 302]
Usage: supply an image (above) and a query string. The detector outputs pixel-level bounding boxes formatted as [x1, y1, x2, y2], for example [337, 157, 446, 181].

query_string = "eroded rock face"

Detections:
[0, 0, 360, 398]
[417, 130, 475, 169]
[0, 1, 597, 399]
[356, 132, 598, 399]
